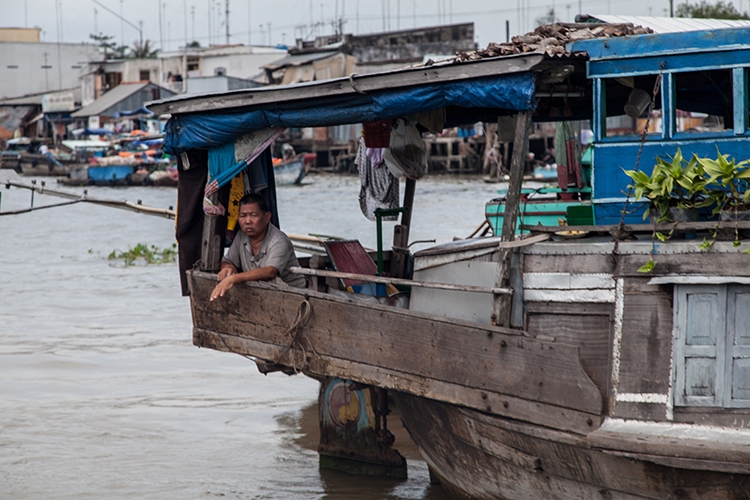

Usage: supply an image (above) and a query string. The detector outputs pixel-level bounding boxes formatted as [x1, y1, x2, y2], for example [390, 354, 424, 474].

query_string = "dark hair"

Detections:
[239, 192, 269, 213]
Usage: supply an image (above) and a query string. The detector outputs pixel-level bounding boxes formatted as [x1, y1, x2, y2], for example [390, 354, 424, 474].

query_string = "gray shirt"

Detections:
[222, 223, 306, 288]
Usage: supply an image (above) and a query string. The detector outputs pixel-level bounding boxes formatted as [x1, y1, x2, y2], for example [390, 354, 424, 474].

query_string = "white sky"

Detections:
[0, 0, 747, 50]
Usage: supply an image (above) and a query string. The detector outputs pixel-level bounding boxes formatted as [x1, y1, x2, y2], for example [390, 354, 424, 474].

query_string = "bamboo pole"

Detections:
[3, 179, 175, 218]
[289, 266, 512, 295]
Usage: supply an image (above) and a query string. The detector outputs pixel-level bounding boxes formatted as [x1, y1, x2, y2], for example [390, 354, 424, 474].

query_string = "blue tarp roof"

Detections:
[163, 72, 537, 154]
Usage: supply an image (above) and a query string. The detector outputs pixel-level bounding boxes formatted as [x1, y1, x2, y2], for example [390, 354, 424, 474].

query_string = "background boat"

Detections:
[273, 154, 306, 185]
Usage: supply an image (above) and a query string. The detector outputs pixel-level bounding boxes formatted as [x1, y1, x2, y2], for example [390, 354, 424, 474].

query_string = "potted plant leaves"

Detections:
[624, 148, 705, 223]
[623, 149, 707, 272]
[696, 152, 750, 246]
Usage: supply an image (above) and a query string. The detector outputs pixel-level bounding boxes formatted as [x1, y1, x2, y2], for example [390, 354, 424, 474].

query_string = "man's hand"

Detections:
[210, 275, 235, 301]
[217, 266, 236, 282]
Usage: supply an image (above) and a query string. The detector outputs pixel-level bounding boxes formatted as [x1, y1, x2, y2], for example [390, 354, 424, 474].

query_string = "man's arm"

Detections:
[210, 265, 279, 301]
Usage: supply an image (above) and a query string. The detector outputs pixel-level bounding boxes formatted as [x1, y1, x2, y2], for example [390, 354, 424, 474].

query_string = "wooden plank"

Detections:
[493, 110, 532, 327]
[148, 54, 545, 115]
[523, 254, 615, 275]
[617, 293, 674, 396]
[200, 192, 222, 272]
[523, 220, 750, 234]
[188, 271, 603, 419]
[616, 253, 750, 277]
[527, 311, 612, 401]
[194, 328, 601, 435]
[289, 267, 513, 294]
[587, 426, 750, 467]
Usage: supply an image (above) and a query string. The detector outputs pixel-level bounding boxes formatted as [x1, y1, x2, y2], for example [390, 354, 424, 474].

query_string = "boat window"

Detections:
[674, 69, 733, 134]
[673, 284, 750, 409]
[602, 75, 661, 138]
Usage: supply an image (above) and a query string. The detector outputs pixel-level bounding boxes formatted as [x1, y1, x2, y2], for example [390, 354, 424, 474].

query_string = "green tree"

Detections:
[128, 39, 159, 59]
[89, 33, 129, 59]
[676, 0, 749, 19]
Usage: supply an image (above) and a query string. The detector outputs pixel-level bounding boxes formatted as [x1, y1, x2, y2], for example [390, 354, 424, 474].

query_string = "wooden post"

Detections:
[200, 192, 222, 272]
[492, 110, 532, 327]
[390, 177, 417, 278]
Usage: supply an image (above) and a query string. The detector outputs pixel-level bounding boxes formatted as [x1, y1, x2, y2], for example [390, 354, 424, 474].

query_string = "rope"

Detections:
[611, 67, 664, 264]
[275, 299, 316, 373]
[0, 199, 81, 216]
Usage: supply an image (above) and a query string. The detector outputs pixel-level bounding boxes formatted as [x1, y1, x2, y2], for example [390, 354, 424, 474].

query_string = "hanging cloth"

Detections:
[554, 121, 582, 190]
[355, 137, 400, 221]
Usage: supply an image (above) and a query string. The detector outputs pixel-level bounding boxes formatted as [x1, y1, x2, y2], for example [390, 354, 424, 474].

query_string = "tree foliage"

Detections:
[89, 33, 129, 59]
[128, 39, 159, 59]
[89, 33, 159, 59]
[676, 0, 749, 19]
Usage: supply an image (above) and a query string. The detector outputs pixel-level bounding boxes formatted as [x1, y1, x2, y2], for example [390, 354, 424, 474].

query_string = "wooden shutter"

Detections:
[727, 285, 750, 408]
[674, 285, 726, 407]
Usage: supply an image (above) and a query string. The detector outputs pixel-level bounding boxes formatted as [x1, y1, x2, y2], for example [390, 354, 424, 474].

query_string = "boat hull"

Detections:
[88, 165, 133, 185]
[395, 393, 750, 500]
[274, 155, 306, 185]
[20, 155, 66, 176]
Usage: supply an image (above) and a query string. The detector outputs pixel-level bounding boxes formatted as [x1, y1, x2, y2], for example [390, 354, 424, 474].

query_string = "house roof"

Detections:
[262, 50, 341, 71]
[579, 15, 750, 33]
[0, 106, 35, 131]
[0, 87, 82, 107]
[71, 82, 150, 118]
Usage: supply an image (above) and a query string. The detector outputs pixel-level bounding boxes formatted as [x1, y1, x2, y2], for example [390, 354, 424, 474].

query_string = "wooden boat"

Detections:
[273, 154, 306, 185]
[148, 23, 750, 500]
[87, 164, 134, 186]
[19, 153, 66, 176]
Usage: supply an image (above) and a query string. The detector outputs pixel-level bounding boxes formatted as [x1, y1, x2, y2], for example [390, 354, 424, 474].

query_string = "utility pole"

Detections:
[120, 0, 124, 47]
[225, 0, 230, 45]
[247, 0, 251, 45]
[158, 2, 164, 49]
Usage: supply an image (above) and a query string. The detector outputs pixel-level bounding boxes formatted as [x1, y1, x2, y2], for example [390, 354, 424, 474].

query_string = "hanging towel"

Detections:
[355, 137, 400, 221]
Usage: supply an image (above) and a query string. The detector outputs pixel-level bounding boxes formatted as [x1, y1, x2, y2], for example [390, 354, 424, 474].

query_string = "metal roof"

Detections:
[0, 106, 34, 131]
[262, 50, 340, 71]
[0, 87, 82, 107]
[71, 82, 150, 118]
[147, 53, 545, 116]
[583, 15, 750, 33]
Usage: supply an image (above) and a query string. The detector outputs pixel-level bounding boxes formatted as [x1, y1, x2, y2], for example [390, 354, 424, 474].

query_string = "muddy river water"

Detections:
[0, 173, 507, 499]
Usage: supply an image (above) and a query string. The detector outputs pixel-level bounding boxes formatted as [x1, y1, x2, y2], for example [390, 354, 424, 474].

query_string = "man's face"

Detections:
[238, 202, 271, 239]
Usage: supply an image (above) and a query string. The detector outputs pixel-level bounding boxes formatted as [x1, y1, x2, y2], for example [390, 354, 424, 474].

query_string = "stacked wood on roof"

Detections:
[457, 23, 654, 60]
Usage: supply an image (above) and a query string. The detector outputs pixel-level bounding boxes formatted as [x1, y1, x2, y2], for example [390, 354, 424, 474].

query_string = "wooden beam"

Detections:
[289, 266, 513, 294]
[521, 221, 750, 234]
[492, 110, 532, 327]
[200, 192, 222, 272]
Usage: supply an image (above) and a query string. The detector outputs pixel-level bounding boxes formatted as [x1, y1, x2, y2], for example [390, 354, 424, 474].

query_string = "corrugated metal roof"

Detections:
[71, 82, 149, 118]
[0, 106, 34, 131]
[262, 51, 339, 71]
[0, 87, 82, 106]
[585, 15, 750, 33]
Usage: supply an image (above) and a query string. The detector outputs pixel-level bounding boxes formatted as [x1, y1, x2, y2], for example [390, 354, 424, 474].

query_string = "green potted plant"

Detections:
[624, 148, 706, 223]
[696, 152, 750, 245]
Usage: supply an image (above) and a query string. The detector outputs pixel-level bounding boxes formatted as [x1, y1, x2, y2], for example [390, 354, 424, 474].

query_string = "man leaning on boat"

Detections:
[210, 193, 306, 301]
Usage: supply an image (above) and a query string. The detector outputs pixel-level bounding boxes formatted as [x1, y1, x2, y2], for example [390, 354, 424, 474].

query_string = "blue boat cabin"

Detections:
[570, 27, 750, 224]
